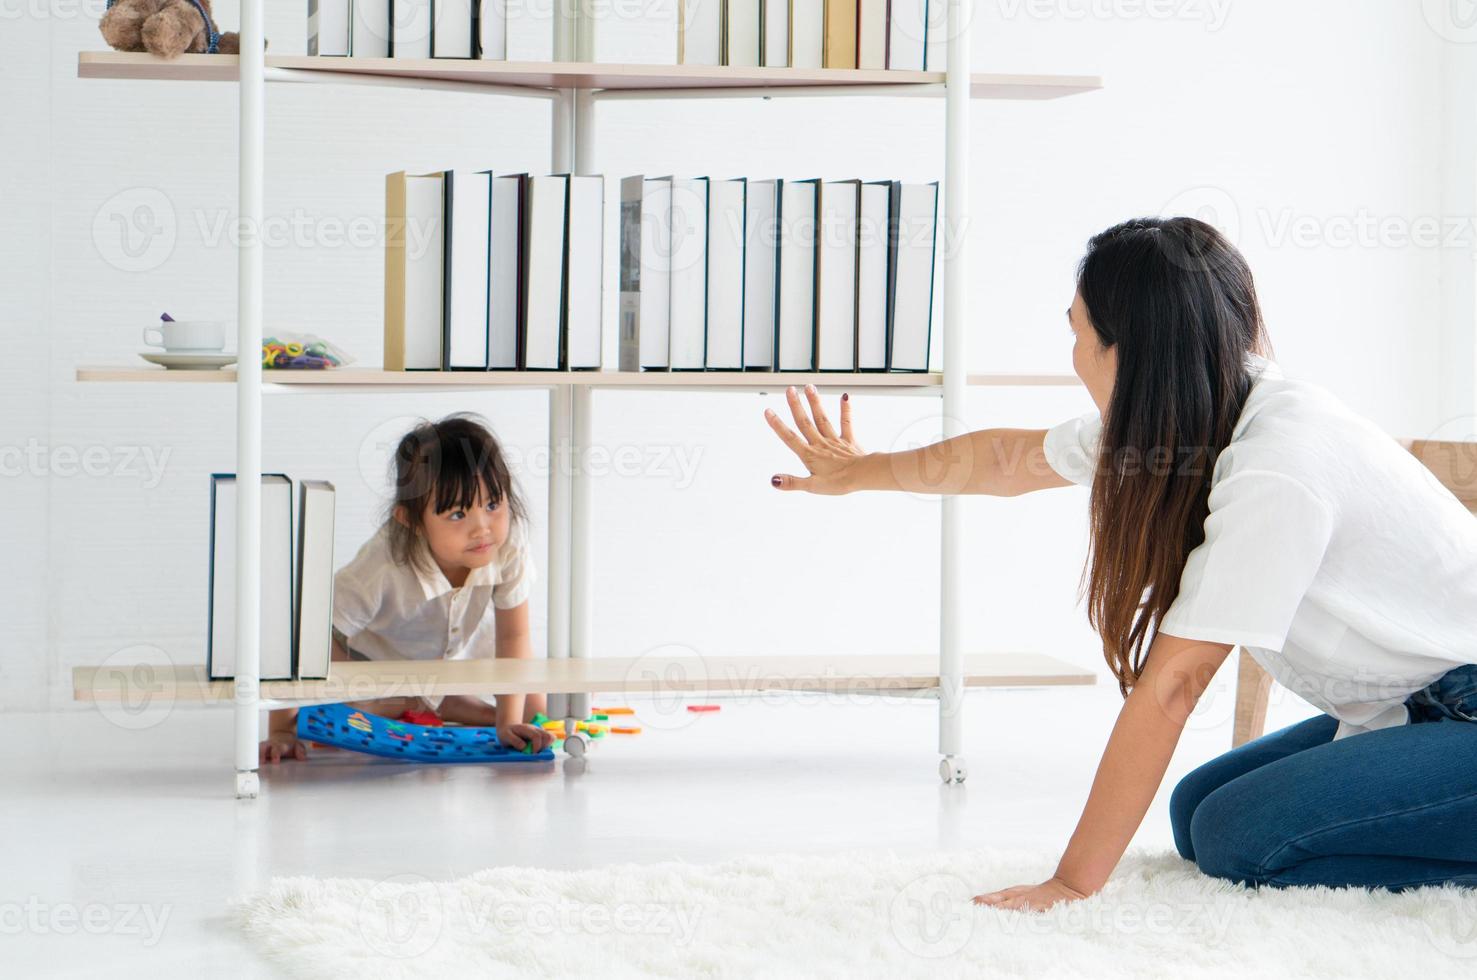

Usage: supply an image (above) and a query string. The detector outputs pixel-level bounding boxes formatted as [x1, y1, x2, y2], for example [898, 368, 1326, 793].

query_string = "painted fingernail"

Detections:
[842, 392, 849, 402]
[771, 476, 782, 487]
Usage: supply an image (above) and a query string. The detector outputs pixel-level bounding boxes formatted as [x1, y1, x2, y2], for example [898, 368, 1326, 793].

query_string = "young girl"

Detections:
[767, 216, 1477, 906]
[260, 412, 556, 763]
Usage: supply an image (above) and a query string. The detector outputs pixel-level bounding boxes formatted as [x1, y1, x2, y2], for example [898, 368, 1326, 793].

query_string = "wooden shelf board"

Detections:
[73, 652, 1095, 704]
[75, 366, 1081, 388]
[77, 52, 1102, 99]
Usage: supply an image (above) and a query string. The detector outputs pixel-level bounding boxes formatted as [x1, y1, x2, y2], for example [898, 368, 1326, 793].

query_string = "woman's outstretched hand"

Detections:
[972, 876, 1094, 912]
[764, 384, 866, 495]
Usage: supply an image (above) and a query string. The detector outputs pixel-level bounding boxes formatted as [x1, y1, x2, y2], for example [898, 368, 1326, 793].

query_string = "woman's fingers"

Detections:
[803, 385, 838, 441]
[786, 386, 823, 444]
[771, 473, 811, 492]
[764, 408, 810, 458]
[839, 392, 854, 444]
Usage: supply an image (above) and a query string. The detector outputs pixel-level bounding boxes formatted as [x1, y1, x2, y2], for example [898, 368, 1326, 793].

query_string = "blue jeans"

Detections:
[1170, 663, 1477, 890]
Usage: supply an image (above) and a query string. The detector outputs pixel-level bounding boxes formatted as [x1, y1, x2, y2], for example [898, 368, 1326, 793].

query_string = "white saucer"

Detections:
[140, 351, 238, 371]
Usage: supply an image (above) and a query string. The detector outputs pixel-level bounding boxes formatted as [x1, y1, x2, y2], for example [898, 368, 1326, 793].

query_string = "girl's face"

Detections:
[1068, 291, 1117, 415]
[407, 484, 511, 578]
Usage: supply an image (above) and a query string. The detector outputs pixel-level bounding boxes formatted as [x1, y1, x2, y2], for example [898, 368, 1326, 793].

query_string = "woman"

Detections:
[764, 217, 1477, 910]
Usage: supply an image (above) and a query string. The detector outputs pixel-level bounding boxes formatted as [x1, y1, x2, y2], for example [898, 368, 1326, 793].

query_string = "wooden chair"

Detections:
[1230, 438, 1477, 747]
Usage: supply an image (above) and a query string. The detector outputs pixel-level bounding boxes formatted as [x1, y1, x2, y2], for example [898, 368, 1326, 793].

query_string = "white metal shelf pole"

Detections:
[938, 0, 971, 784]
[568, 90, 595, 728]
[234, 0, 266, 799]
[546, 92, 573, 728]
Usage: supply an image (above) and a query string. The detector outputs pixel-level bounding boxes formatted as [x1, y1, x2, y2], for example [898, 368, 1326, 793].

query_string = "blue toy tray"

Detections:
[297, 702, 556, 764]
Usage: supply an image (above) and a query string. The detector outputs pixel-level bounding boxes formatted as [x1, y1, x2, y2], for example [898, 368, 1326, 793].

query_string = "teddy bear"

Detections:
[100, 0, 259, 58]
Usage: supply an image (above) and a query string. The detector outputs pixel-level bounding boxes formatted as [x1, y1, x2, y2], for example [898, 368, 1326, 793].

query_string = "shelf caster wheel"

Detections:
[235, 770, 260, 799]
[939, 758, 967, 785]
[563, 733, 588, 759]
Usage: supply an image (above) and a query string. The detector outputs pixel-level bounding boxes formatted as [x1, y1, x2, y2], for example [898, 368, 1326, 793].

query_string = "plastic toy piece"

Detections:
[686, 705, 721, 712]
[399, 709, 444, 727]
[593, 713, 609, 720]
[296, 702, 555, 764]
[540, 720, 566, 731]
[532, 712, 550, 726]
[594, 706, 635, 715]
[611, 726, 642, 734]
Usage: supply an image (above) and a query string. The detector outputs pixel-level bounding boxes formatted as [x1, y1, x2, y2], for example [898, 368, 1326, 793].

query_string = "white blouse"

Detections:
[1044, 354, 1477, 740]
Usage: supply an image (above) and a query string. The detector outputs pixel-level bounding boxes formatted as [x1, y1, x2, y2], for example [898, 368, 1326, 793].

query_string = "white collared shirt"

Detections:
[331, 518, 536, 679]
[1044, 353, 1477, 741]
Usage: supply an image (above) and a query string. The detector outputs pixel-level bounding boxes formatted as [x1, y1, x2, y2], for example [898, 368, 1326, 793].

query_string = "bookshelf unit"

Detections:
[74, 5, 1103, 798]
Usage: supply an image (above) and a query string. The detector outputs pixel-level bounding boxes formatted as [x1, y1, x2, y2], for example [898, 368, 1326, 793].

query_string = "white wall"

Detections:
[0, 1, 1465, 715]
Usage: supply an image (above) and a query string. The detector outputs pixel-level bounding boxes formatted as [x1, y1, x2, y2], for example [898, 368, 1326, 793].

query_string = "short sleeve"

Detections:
[1042, 411, 1103, 486]
[492, 521, 537, 610]
[1159, 471, 1334, 652]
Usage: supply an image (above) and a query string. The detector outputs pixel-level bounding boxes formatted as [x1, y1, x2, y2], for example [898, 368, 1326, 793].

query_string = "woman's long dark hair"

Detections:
[1078, 217, 1270, 696]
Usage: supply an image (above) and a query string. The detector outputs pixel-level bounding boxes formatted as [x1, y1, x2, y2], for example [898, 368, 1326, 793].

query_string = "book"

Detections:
[352, 0, 391, 56]
[506, 0, 555, 60]
[385, 170, 446, 371]
[762, 0, 789, 66]
[924, 0, 946, 69]
[308, 0, 350, 56]
[680, 0, 723, 64]
[668, 176, 709, 370]
[566, 174, 605, 370]
[488, 173, 524, 369]
[726, 0, 761, 66]
[521, 174, 568, 370]
[207, 474, 293, 682]
[587, 0, 679, 63]
[889, 0, 925, 69]
[857, 0, 886, 69]
[705, 177, 746, 369]
[392, 0, 433, 57]
[433, 0, 476, 57]
[822, 0, 856, 69]
[478, 0, 506, 58]
[776, 177, 818, 371]
[887, 180, 938, 372]
[294, 481, 336, 681]
[743, 178, 778, 370]
[857, 179, 890, 370]
[619, 175, 671, 371]
[816, 178, 858, 371]
[789, 0, 823, 68]
[444, 169, 492, 370]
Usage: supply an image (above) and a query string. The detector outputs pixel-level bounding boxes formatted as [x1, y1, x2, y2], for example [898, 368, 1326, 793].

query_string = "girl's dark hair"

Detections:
[383, 412, 527, 574]
[1077, 217, 1271, 696]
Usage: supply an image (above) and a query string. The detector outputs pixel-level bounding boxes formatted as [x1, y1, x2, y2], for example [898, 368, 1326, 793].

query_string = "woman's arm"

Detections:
[975, 632, 1234, 910]
[765, 384, 1073, 496]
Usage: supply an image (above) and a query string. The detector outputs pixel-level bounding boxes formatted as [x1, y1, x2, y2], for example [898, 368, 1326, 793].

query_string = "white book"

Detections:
[681, 0, 722, 64]
[889, 0, 926, 70]
[924, 0, 947, 70]
[762, 0, 788, 66]
[618, 176, 671, 371]
[523, 175, 568, 369]
[566, 175, 604, 370]
[384, 170, 444, 371]
[433, 0, 475, 57]
[588, 0, 678, 63]
[669, 176, 708, 371]
[393, 0, 433, 57]
[888, 181, 938, 372]
[351, 0, 391, 56]
[789, 0, 822, 69]
[816, 179, 858, 371]
[857, 180, 889, 370]
[478, 0, 506, 58]
[857, 0, 885, 69]
[777, 178, 818, 371]
[445, 169, 491, 369]
[208, 474, 293, 682]
[705, 178, 746, 369]
[308, 0, 350, 56]
[506, 0, 555, 60]
[488, 174, 523, 369]
[743, 178, 778, 370]
[727, 0, 761, 66]
[294, 480, 336, 681]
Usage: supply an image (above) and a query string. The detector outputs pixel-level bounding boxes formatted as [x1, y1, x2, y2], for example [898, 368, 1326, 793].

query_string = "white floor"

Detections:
[6, 680, 1319, 978]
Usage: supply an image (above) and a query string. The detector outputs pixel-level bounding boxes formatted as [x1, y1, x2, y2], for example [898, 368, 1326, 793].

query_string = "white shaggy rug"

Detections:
[237, 848, 1477, 979]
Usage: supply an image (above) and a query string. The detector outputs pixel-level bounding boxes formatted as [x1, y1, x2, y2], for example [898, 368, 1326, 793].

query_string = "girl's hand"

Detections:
[764, 385, 866, 494]
[972, 876, 1094, 912]
[259, 730, 308, 764]
[499, 722, 555, 753]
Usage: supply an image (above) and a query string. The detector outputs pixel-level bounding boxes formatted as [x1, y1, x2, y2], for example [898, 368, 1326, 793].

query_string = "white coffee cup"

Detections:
[143, 320, 227, 352]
